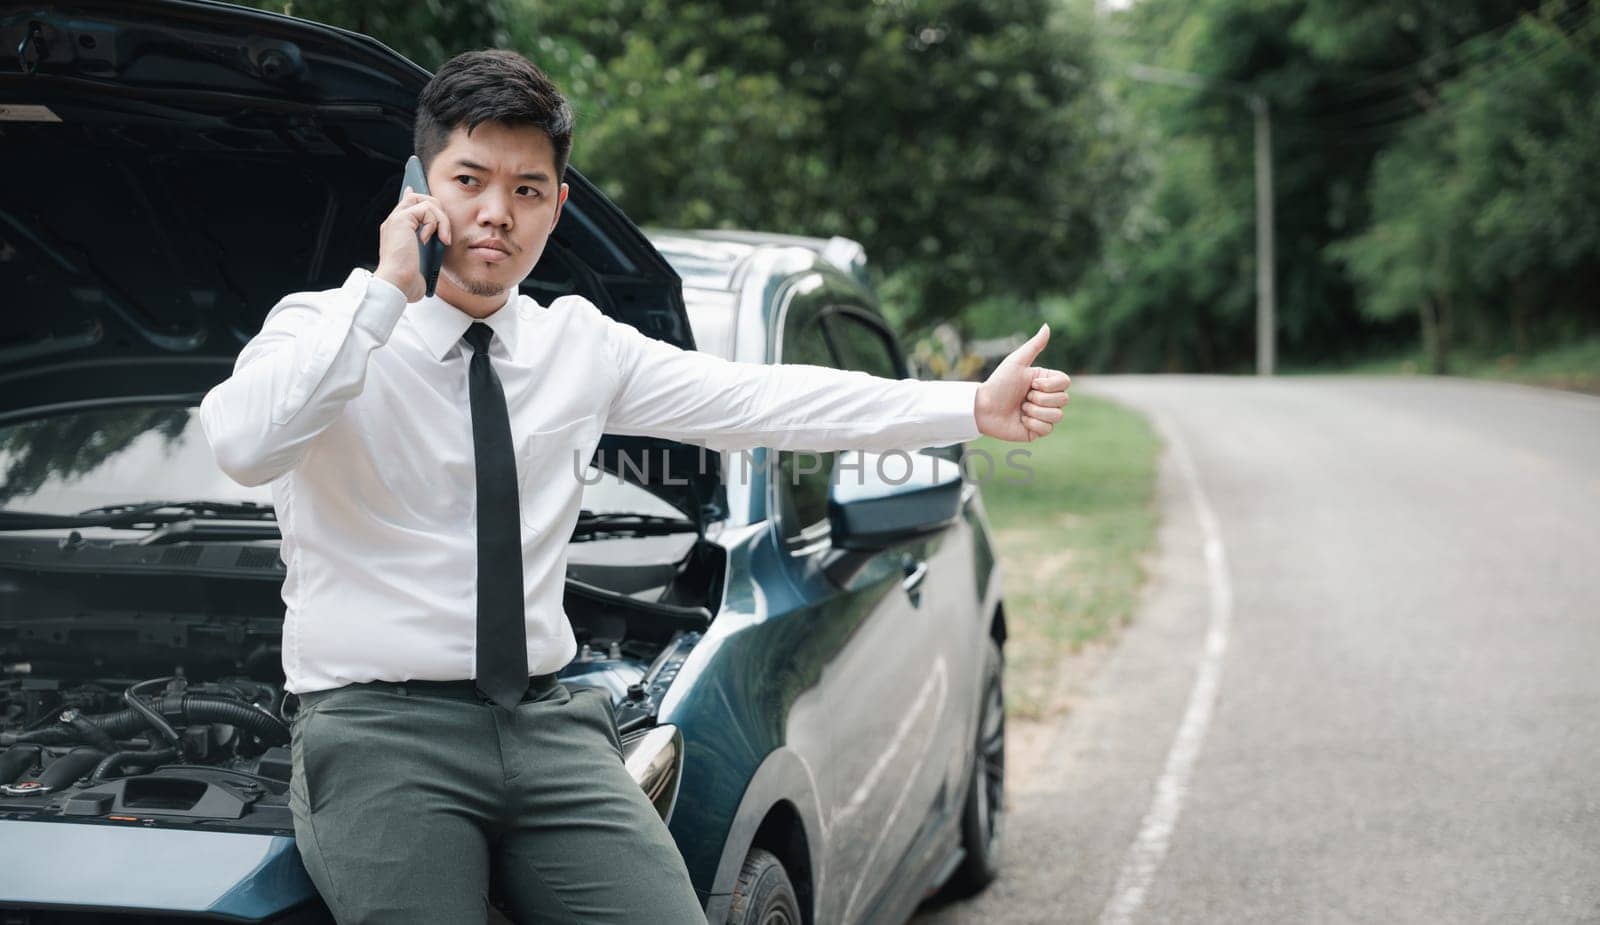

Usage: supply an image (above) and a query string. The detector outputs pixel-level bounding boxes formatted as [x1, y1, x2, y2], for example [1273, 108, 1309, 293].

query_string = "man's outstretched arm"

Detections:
[591, 300, 1070, 451]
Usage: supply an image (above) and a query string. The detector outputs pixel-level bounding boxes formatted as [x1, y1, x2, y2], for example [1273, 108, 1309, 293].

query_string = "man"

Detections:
[200, 49, 1069, 925]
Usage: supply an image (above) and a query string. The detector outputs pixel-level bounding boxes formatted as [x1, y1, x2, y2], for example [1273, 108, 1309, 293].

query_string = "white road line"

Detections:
[1099, 412, 1234, 925]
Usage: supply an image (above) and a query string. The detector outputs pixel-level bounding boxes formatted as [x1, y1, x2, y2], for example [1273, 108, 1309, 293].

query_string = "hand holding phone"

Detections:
[401, 156, 445, 297]
[374, 154, 449, 301]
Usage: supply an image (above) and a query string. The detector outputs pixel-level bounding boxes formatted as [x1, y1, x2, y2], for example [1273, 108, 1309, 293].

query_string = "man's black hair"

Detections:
[414, 49, 575, 179]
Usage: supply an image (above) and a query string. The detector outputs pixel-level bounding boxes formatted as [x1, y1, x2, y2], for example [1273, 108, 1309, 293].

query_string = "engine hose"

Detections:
[11, 705, 163, 747]
[32, 746, 105, 793]
[64, 711, 120, 754]
[125, 678, 185, 757]
[0, 745, 43, 786]
[8, 708, 148, 745]
[11, 696, 288, 749]
[91, 746, 181, 784]
[178, 696, 290, 742]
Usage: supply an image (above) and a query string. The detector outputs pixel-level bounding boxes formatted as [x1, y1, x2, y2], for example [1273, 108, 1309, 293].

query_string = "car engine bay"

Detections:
[0, 534, 720, 836]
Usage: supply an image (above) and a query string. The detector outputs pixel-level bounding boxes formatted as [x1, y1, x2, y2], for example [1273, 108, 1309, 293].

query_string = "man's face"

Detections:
[425, 121, 569, 309]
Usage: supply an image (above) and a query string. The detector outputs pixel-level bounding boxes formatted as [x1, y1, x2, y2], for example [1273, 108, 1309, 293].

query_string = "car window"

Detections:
[579, 467, 686, 517]
[822, 307, 964, 467]
[0, 405, 269, 515]
[776, 306, 837, 538]
[780, 310, 834, 369]
[823, 310, 903, 379]
[0, 404, 684, 523]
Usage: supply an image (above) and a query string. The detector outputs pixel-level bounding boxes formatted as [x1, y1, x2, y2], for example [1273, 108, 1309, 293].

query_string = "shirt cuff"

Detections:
[351, 270, 408, 342]
[918, 379, 983, 444]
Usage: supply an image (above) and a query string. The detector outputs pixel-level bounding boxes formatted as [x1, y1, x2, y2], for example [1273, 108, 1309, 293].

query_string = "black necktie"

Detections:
[463, 323, 528, 708]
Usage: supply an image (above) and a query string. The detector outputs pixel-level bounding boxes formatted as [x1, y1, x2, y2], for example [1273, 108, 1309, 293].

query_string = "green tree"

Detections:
[1077, 0, 1595, 373]
[235, 0, 1130, 342]
[1330, 4, 1600, 370]
[1076, 0, 1374, 372]
[509, 0, 1131, 335]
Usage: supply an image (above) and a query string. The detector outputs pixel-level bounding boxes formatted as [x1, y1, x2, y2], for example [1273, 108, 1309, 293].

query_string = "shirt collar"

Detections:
[409, 288, 521, 362]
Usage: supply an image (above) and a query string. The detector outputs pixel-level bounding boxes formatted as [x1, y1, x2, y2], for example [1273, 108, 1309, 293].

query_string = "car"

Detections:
[0, 2, 1007, 923]
[637, 228, 1010, 923]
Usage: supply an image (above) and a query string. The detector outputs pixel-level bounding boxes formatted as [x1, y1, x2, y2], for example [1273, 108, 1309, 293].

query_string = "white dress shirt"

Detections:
[199, 268, 981, 694]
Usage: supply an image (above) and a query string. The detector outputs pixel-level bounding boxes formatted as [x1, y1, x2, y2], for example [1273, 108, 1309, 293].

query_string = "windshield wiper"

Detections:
[78, 500, 276, 522]
[570, 510, 698, 542]
[0, 500, 276, 533]
[0, 502, 688, 543]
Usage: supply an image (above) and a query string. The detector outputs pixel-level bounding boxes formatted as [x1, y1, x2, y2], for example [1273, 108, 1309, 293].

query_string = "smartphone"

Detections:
[400, 155, 445, 298]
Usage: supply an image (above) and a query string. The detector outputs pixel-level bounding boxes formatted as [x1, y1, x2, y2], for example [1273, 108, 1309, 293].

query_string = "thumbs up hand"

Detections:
[974, 324, 1071, 442]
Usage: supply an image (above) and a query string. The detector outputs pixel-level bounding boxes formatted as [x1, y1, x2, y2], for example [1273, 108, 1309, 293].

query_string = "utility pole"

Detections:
[1250, 94, 1275, 375]
[1128, 64, 1277, 375]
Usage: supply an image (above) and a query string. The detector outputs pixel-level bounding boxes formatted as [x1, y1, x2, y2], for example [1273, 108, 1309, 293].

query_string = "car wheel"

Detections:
[726, 847, 803, 925]
[945, 637, 1005, 897]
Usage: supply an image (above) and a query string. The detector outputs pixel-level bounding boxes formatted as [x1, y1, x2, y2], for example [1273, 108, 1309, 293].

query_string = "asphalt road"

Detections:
[913, 375, 1600, 925]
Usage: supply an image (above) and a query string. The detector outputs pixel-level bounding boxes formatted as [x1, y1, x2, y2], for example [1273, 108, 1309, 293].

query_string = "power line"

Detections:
[1315, 5, 1552, 105]
[1119, 5, 1596, 148]
[1310, 7, 1594, 136]
[1314, 5, 1591, 124]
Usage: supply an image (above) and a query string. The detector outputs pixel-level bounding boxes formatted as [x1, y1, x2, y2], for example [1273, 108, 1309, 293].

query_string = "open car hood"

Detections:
[0, 0, 724, 525]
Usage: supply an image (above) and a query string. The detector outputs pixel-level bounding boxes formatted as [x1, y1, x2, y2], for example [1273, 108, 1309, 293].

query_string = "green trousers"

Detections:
[287, 680, 706, 924]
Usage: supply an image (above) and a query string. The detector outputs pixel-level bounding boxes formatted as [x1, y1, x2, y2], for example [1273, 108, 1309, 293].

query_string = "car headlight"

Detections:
[621, 724, 684, 823]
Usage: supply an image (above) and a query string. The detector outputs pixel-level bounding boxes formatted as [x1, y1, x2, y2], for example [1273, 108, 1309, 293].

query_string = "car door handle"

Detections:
[901, 556, 928, 596]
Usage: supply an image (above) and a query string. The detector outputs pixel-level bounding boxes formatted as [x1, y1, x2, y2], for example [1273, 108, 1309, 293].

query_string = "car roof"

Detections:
[644, 228, 870, 293]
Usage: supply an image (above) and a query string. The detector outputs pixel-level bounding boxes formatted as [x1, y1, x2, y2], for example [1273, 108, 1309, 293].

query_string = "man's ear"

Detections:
[551, 182, 570, 229]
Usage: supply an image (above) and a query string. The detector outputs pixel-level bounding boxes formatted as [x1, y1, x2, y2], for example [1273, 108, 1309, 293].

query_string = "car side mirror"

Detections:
[826, 450, 965, 551]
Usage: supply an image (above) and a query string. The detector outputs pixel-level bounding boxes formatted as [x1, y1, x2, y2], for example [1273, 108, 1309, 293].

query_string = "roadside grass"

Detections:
[1459, 337, 1600, 393]
[971, 394, 1161, 721]
[1284, 336, 1600, 394]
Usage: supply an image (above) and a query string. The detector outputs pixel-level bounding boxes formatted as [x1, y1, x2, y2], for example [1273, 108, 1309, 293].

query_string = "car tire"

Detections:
[944, 637, 1005, 898]
[726, 847, 803, 925]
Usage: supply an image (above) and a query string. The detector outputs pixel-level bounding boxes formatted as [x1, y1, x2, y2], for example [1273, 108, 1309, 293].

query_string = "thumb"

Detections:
[1006, 323, 1050, 367]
